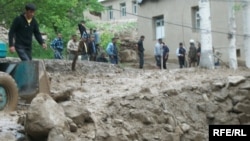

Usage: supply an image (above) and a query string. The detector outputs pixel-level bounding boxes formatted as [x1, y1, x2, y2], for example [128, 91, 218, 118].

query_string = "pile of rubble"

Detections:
[0, 59, 250, 141]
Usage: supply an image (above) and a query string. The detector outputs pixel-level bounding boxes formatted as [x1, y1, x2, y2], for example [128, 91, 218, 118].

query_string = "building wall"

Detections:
[100, 0, 138, 21]
[138, 0, 245, 63]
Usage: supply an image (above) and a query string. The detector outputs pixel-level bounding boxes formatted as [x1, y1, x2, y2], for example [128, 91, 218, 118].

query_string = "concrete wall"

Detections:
[100, 0, 138, 21]
[137, 0, 245, 64]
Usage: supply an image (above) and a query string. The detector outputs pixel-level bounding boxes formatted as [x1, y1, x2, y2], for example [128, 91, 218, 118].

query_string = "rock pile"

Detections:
[0, 59, 249, 141]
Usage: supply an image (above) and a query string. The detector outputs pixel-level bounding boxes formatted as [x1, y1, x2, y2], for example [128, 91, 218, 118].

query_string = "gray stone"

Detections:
[212, 81, 226, 88]
[164, 124, 174, 132]
[69, 122, 77, 132]
[119, 49, 137, 62]
[60, 101, 92, 125]
[197, 103, 206, 112]
[25, 93, 68, 140]
[231, 95, 246, 105]
[238, 113, 250, 124]
[205, 102, 219, 113]
[214, 88, 229, 102]
[233, 102, 250, 114]
[239, 82, 250, 90]
[206, 113, 215, 120]
[47, 128, 66, 141]
[130, 110, 155, 125]
[181, 123, 190, 133]
[51, 88, 73, 102]
[227, 76, 246, 86]
[161, 88, 179, 96]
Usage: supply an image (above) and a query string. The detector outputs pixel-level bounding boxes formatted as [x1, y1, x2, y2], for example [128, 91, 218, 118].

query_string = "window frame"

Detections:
[132, 1, 137, 14]
[107, 6, 113, 20]
[154, 15, 165, 39]
[120, 3, 126, 17]
[191, 6, 200, 32]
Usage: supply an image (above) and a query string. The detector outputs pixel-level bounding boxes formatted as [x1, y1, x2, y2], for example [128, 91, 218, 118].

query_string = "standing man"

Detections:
[162, 42, 169, 69]
[78, 20, 87, 38]
[106, 37, 118, 64]
[78, 35, 89, 61]
[137, 35, 145, 69]
[71, 35, 89, 71]
[176, 42, 186, 68]
[188, 39, 197, 67]
[67, 34, 78, 60]
[50, 33, 64, 59]
[8, 3, 47, 61]
[93, 29, 100, 47]
[197, 42, 201, 66]
[88, 35, 98, 61]
[154, 38, 162, 68]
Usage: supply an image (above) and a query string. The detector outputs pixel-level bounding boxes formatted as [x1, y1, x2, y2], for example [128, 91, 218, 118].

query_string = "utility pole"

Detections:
[199, 0, 214, 69]
[228, 0, 238, 70]
[242, 1, 250, 68]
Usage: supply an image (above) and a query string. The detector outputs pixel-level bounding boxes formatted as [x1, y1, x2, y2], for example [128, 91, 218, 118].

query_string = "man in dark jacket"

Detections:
[8, 3, 47, 61]
[177, 42, 186, 68]
[78, 20, 87, 38]
[88, 35, 98, 61]
[137, 35, 145, 69]
[162, 42, 169, 69]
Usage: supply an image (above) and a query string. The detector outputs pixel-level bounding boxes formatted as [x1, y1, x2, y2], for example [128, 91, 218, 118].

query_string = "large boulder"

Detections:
[25, 93, 69, 140]
[119, 49, 137, 62]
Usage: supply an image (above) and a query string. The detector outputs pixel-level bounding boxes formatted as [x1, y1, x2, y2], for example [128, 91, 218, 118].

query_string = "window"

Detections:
[132, 1, 137, 14]
[236, 49, 241, 57]
[154, 16, 165, 39]
[120, 3, 126, 17]
[192, 6, 200, 31]
[107, 6, 113, 20]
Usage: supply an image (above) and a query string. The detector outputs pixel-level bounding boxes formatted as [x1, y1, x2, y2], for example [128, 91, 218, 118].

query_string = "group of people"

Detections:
[176, 39, 201, 68]
[50, 21, 102, 62]
[136, 36, 202, 70]
[154, 38, 170, 69]
[136, 36, 170, 69]
[8, 3, 202, 71]
[49, 21, 109, 71]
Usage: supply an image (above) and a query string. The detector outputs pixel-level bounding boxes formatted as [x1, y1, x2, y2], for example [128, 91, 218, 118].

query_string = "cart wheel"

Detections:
[0, 72, 18, 112]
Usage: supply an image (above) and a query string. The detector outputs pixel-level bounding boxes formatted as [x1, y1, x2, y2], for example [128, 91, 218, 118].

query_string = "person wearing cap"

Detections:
[106, 37, 118, 64]
[188, 39, 197, 67]
[8, 3, 47, 61]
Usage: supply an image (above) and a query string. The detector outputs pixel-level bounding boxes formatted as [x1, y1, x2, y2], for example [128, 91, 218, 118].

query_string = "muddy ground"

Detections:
[0, 58, 250, 141]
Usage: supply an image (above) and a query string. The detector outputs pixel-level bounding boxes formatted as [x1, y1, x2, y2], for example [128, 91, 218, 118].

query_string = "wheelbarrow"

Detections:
[0, 61, 50, 112]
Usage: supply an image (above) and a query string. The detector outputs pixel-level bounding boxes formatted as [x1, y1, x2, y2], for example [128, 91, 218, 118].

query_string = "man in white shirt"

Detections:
[154, 38, 162, 68]
[67, 34, 78, 60]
